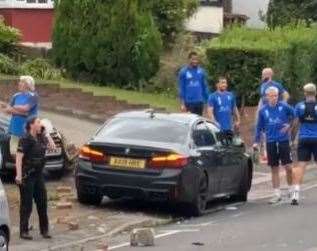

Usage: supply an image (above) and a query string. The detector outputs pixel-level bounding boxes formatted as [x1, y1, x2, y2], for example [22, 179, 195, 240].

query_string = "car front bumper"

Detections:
[75, 160, 200, 203]
[4, 157, 65, 172]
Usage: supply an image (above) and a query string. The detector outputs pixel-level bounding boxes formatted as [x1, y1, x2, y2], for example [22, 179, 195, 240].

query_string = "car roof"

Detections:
[114, 110, 201, 125]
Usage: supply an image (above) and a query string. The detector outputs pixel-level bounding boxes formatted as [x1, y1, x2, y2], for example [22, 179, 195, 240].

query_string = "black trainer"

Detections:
[42, 233, 52, 239]
[20, 232, 33, 240]
[291, 199, 299, 206]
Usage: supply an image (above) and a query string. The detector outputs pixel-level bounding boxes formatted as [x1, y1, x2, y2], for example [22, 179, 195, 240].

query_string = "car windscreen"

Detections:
[96, 118, 189, 144]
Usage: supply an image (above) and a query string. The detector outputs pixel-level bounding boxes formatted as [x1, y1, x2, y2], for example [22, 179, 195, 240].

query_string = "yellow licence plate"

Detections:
[109, 157, 146, 169]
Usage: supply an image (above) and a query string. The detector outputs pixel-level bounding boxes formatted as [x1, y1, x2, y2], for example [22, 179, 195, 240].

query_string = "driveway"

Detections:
[40, 110, 101, 147]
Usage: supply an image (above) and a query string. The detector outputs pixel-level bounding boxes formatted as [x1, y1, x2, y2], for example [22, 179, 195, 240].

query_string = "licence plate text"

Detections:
[110, 157, 146, 169]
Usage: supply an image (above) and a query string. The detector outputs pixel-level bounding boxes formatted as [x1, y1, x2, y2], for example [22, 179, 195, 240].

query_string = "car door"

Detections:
[221, 141, 244, 193]
[192, 121, 223, 197]
[204, 121, 239, 195]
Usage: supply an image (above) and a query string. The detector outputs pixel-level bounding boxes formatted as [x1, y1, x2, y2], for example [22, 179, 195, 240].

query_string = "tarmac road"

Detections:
[113, 172, 317, 251]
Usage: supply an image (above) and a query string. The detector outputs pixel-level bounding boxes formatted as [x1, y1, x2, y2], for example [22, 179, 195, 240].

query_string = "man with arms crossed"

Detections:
[253, 86, 295, 204]
[291, 83, 317, 205]
[1, 76, 39, 154]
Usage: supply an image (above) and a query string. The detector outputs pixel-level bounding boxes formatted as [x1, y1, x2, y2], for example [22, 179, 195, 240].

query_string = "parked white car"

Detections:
[0, 154, 10, 250]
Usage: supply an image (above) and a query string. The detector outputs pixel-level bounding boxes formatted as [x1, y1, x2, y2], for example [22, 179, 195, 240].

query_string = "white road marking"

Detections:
[107, 181, 317, 251]
[108, 229, 199, 250]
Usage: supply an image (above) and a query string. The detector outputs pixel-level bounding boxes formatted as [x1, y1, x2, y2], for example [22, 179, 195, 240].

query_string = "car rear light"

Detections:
[149, 154, 189, 169]
[79, 145, 107, 163]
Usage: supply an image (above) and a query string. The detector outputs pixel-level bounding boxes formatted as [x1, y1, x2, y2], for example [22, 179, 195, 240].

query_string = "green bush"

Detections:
[0, 21, 20, 55]
[20, 58, 63, 80]
[267, 0, 317, 29]
[53, 0, 162, 89]
[0, 53, 19, 75]
[203, 25, 317, 106]
[150, 0, 198, 46]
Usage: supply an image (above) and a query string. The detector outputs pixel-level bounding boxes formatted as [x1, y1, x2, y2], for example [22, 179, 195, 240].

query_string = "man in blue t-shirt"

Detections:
[253, 86, 295, 204]
[2, 76, 39, 154]
[258, 68, 289, 107]
[178, 51, 209, 116]
[291, 83, 317, 205]
[207, 77, 240, 135]
[256, 68, 290, 164]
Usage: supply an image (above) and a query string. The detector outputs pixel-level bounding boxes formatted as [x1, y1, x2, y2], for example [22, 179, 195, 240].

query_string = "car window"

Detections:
[192, 122, 216, 147]
[96, 118, 189, 144]
[205, 121, 220, 139]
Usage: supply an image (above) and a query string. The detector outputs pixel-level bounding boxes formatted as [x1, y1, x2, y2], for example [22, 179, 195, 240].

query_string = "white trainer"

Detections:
[291, 191, 300, 206]
[269, 195, 282, 204]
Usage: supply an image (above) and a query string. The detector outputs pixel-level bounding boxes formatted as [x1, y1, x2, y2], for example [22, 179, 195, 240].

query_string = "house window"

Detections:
[200, 0, 223, 7]
[26, 0, 48, 3]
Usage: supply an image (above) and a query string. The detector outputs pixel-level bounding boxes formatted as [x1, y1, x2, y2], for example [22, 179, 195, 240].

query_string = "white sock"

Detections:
[288, 186, 293, 193]
[274, 189, 281, 197]
[293, 185, 300, 192]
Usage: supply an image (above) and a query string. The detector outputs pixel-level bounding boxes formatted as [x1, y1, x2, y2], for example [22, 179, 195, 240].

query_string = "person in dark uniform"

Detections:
[15, 116, 54, 240]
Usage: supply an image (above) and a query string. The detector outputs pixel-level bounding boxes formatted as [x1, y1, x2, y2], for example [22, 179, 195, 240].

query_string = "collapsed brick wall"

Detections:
[0, 80, 153, 123]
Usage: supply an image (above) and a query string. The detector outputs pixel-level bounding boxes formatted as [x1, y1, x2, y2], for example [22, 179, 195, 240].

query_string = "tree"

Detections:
[267, 0, 317, 28]
[53, 0, 162, 88]
[150, 0, 198, 46]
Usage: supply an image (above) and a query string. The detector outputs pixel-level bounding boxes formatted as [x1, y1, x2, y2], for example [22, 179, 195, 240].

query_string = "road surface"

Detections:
[0, 110, 101, 147]
[112, 169, 317, 251]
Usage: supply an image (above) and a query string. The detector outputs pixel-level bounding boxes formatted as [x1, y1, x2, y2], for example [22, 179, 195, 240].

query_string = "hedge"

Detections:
[204, 25, 317, 106]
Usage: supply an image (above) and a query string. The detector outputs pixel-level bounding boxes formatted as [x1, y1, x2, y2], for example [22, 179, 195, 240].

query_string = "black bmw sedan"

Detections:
[75, 111, 253, 216]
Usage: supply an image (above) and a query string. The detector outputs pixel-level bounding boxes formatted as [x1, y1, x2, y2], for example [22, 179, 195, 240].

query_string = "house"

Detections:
[186, 0, 248, 38]
[0, 0, 54, 49]
[232, 0, 270, 27]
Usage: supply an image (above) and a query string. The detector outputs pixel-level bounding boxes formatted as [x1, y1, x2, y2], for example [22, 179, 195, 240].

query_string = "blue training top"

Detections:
[9, 91, 39, 137]
[295, 101, 317, 140]
[178, 66, 209, 104]
[208, 91, 237, 131]
[255, 102, 295, 143]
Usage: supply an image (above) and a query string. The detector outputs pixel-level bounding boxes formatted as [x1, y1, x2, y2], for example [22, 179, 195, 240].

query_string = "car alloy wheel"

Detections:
[0, 230, 8, 251]
[188, 172, 208, 217]
[198, 174, 208, 212]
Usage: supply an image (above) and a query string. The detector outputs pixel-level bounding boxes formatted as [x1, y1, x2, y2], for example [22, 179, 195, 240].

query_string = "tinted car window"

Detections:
[97, 118, 189, 144]
[193, 122, 216, 147]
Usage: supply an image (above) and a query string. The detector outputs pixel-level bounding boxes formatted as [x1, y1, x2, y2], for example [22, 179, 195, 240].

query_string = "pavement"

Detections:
[39, 110, 101, 147]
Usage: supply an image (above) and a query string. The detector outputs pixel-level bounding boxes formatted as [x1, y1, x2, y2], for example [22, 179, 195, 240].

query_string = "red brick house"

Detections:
[0, 0, 54, 48]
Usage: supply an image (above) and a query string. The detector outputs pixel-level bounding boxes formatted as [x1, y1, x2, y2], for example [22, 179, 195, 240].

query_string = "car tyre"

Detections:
[188, 172, 208, 217]
[231, 167, 252, 202]
[77, 187, 103, 206]
[0, 229, 8, 251]
[49, 169, 65, 180]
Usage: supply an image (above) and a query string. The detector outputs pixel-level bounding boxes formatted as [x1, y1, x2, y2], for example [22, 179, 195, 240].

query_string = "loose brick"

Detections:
[68, 221, 79, 231]
[56, 186, 72, 194]
[56, 201, 73, 209]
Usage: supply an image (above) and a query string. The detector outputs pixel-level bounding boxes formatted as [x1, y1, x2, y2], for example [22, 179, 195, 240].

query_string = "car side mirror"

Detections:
[189, 149, 202, 157]
[232, 136, 245, 148]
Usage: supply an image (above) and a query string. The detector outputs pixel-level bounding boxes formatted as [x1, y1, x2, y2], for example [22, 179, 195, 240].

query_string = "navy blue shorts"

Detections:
[297, 139, 317, 162]
[266, 141, 292, 167]
[185, 102, 204, 116]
